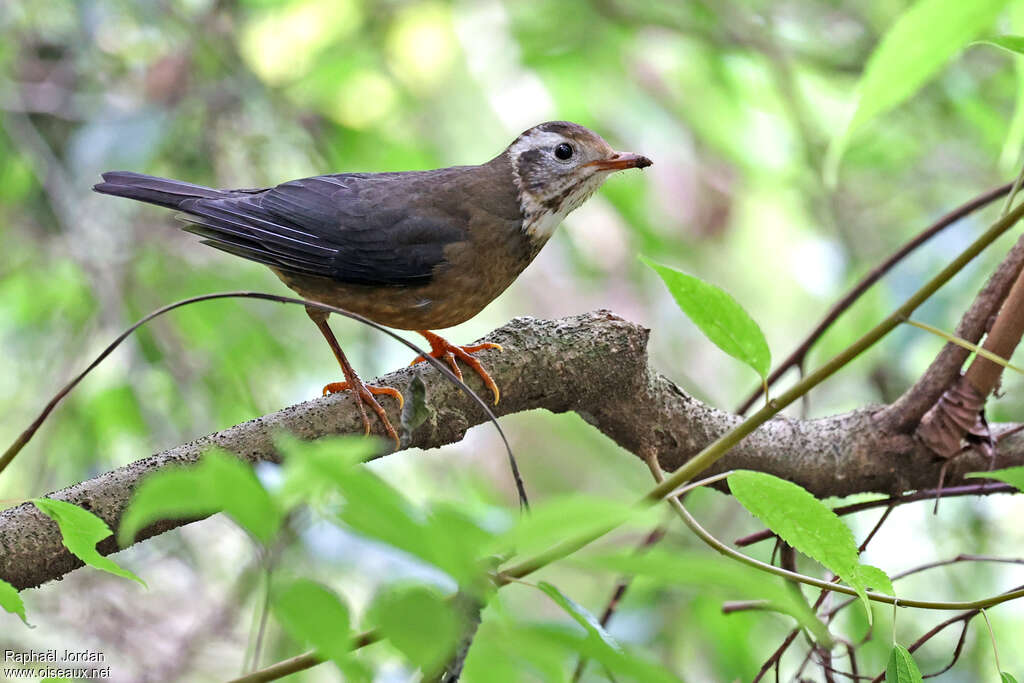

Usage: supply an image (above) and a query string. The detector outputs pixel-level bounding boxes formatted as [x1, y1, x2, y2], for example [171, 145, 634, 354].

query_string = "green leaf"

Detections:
[370, 585, 459, 674]
[1001, 673, 1018, 683]
[0, 577, 28, 625]
[967, 466, 1024, 492]
[886, 644, 923, 683]
[976, 35, 1024, 56]
[464, 596, 683, 683]
[462, 606, 567, 682]
[427, 503, 498, 588]
[641, 256, 770, 379]
[537, 582, 619, 650]
[273, 578, 368, 681]
[490, 494, 658, 561]
[118, 449, 281, 546]
[855, 564, 895, 597]
[728, 471, 891, 620]
[582, 548, 832, 646]
[826, 0, 1009, 181]
[276, 435, 380, 507]
[278, 436, 492, 587]
[33, 498, 145, 587]
[521, 623, 682, 683]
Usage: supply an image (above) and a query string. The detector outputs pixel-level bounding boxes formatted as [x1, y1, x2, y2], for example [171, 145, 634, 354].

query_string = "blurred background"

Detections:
[2, 0, 1024, 680]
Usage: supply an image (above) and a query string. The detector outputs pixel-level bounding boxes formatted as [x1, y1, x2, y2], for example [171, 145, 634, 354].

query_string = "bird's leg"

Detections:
[305, 306, 403, 447]
[409, 330, 503, 404]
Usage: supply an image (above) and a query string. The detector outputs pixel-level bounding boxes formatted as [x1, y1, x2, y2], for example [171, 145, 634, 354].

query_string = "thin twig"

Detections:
[858, 505, 894, 553]
[738, 182, 1013, 414]
[225, 630, 379, 683]
[921, 619, 971, 679]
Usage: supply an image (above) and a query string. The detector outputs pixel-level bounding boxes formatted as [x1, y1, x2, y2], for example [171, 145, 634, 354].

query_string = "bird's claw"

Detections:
[410, 334, 502, 405]
[322, 380, 403, 447]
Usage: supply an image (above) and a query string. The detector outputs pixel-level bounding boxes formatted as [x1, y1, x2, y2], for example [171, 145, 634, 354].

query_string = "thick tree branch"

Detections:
[2, 310, 1023, 591]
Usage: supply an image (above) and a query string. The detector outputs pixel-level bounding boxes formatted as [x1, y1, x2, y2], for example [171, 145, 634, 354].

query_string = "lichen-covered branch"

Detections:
[2, 310, 1022, 590]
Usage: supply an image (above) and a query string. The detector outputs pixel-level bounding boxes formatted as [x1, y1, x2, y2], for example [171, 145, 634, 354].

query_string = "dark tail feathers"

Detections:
[93, 171, 224, 210]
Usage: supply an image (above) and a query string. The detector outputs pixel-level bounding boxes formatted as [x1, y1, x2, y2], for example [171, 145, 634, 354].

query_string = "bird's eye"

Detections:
[554, 143, 574, 160]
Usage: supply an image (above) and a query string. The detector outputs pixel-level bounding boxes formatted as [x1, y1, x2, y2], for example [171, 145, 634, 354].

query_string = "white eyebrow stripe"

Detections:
[509, 130, 569, 158]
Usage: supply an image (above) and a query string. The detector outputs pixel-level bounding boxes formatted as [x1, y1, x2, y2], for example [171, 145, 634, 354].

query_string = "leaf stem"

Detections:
[1001, 160, 1024, 217]
[905, 319, 1024, 375]
[981, 609, 1002, 675]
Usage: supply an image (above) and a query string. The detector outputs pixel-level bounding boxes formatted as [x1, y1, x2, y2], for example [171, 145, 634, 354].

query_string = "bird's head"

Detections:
[505, 121, 652, 241]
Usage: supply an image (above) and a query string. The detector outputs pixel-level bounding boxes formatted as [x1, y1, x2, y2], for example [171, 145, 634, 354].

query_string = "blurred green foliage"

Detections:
[2, 0, 1024, 680]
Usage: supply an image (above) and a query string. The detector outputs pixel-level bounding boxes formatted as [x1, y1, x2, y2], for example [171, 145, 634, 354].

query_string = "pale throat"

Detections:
[518, 173, 607, 243]
[507, 129, 610, 245]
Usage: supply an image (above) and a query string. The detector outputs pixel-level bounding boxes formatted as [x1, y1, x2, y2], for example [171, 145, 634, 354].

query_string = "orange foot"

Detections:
[410, 330, 503, 404]
[322, 381, 404, 448]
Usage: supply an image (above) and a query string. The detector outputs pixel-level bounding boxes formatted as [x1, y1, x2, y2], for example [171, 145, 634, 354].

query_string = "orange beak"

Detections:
[584, 152, 653, 172]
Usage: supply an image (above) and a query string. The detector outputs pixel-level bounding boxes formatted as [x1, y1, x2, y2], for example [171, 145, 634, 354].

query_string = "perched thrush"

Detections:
[94, 121, 651, 445]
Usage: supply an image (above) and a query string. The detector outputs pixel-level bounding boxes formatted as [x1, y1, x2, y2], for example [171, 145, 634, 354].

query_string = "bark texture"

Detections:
[2, 310, 1022, 590]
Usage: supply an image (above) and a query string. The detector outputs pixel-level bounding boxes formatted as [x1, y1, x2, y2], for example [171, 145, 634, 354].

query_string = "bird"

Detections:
[93, 121, 652, 446]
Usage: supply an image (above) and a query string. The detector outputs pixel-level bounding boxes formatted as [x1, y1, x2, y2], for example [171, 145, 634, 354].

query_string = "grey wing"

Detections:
[179, 173, 466, 286]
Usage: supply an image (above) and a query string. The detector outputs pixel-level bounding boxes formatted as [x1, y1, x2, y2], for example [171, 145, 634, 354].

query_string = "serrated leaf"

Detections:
[967, 466, 1024, 492]
[827, 0, 1009, 181]
[728, 471, 891, 621]
[370, 585, 459, 674]
[641, 256, 770, 379]
[273, 578, 368, 682]
[537, 582, 619, 651]
[33, 498, 145, 587]
[886, 644, 923, 683]
[976, 35, 1024, 56]
[582, 548, 832, 646]
[118, 449, 281, 546]
[0, 577, 28, 625]
[1001, 673, 1018, 683]
[729, 471, 858, 573]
